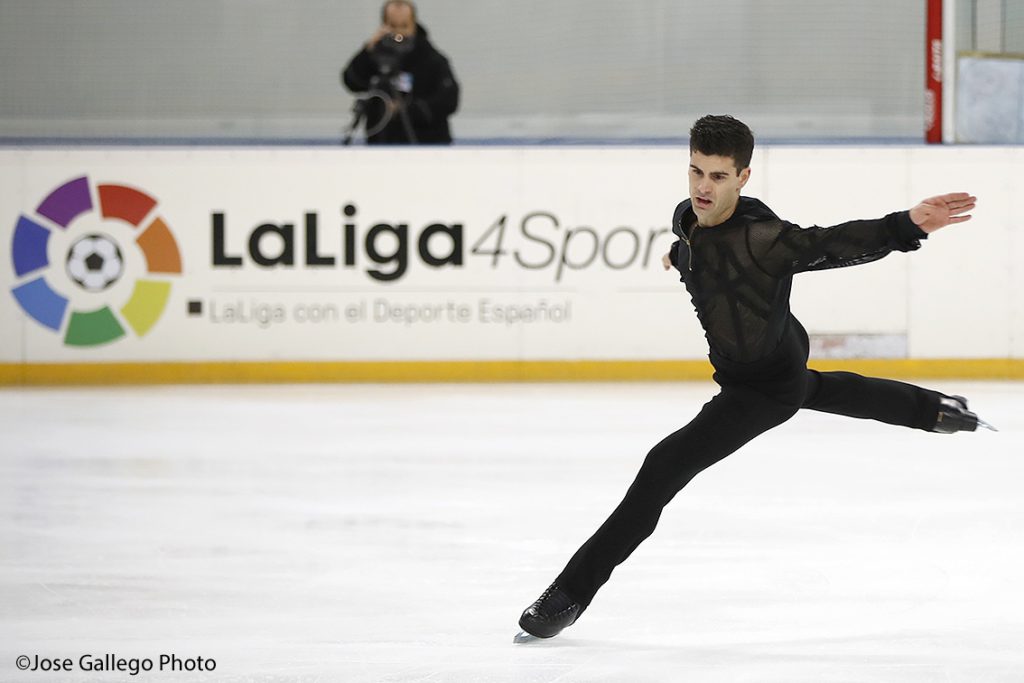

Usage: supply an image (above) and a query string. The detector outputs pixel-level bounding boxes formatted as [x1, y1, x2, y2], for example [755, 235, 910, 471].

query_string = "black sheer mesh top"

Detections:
[669, 196, 927, 364]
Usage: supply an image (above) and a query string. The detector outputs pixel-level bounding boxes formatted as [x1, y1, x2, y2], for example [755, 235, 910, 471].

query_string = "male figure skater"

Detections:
[515, 114, 993, 642]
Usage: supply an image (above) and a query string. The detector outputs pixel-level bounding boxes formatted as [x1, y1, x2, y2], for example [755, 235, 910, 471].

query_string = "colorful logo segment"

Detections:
[10, 176, 182, 346]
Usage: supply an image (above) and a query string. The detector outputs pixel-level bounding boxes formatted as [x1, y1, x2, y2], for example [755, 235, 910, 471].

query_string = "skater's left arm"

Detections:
[751, 192, 976, 276]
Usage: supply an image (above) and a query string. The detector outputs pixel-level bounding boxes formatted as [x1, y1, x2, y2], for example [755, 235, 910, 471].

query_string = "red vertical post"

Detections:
[925, 0, 944, 143]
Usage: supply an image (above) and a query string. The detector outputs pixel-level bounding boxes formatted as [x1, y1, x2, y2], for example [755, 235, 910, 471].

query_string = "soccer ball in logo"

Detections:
[11, 176, 183, 347]
[66, 233, 124, 291]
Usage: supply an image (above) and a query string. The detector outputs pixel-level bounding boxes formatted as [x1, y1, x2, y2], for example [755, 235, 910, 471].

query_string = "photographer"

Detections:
[342, 0, 459, 144]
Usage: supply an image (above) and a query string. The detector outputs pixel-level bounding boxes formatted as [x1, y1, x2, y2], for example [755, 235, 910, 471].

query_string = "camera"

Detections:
[371, 32, 415, 76]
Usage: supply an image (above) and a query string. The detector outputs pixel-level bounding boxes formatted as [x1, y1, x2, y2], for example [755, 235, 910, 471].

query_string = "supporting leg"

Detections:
[517, 385, 798, 641]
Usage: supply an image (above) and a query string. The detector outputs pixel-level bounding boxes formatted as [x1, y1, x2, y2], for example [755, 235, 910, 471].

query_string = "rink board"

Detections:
[3, 358, 1024, 386]
[1, 146, 1022, 383]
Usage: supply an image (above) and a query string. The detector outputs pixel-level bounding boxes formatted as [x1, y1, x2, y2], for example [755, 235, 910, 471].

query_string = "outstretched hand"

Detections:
[909, 192, 977, 233]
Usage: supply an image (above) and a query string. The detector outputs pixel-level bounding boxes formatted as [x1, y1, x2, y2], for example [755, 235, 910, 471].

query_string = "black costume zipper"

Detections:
[683, 226, 696, 271]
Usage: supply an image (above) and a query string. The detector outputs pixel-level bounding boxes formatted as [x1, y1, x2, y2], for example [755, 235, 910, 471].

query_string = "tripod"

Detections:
[342, 73, 418, 145]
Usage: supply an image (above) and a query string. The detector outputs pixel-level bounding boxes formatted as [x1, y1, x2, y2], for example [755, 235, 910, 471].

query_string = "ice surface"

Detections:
[2, 381, 1022, 682]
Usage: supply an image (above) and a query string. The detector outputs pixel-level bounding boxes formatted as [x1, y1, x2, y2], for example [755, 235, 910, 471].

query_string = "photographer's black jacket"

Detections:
[668, 197, 927, 365]
[343, 24, 459, 144]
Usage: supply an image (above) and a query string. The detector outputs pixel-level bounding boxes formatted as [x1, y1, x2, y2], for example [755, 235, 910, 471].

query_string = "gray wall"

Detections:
[0, 1, 932, 141]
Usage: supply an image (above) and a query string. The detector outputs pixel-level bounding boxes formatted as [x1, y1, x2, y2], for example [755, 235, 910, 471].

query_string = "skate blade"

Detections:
[513, 630, 540, 644]
[978, 418, 999, 432]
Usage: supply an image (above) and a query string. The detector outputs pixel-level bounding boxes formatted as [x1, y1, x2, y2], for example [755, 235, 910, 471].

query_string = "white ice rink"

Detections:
[2, 381, 1023, 682]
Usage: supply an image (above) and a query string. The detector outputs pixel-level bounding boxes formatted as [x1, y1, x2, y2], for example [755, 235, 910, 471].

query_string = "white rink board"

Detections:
[1, 146, 1020, 363]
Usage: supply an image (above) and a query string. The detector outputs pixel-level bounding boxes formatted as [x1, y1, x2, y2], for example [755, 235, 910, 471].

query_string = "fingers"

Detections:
[948, 214, 973, 224]
[948, 198, 977, 215]
[938, 193, 977, 209]
[923, 193, 976, 219]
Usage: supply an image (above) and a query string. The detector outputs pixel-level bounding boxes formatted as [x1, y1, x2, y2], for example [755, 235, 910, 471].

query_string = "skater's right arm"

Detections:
[663, 201, 689, 272]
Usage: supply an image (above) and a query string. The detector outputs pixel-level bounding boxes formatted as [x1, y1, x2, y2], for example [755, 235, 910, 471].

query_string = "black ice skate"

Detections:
[932, 395, 997, 434]
[514, 583, 582, 643]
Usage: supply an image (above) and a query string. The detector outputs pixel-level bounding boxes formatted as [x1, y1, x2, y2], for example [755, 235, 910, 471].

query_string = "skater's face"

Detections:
[689, 152, 750, 227]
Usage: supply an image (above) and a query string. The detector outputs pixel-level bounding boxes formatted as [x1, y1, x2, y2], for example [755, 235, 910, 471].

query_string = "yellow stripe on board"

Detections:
[2, 359, 1024, 386]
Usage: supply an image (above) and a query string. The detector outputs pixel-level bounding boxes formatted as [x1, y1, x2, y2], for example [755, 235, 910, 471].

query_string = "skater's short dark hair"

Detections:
[689, 115, 755, 173]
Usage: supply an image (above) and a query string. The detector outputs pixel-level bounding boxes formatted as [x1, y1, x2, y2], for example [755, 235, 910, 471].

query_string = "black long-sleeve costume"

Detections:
[670, 196, 927, 364]
[555, 196, 948, 611]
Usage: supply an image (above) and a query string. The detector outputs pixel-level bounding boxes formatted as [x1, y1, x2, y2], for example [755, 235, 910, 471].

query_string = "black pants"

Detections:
[555, 318, 943, 609]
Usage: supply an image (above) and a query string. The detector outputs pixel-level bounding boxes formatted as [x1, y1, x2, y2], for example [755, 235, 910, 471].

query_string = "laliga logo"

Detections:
[9, 176, 182, 347]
